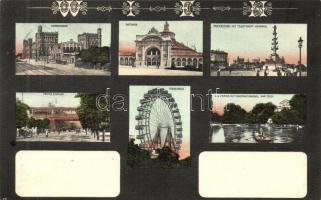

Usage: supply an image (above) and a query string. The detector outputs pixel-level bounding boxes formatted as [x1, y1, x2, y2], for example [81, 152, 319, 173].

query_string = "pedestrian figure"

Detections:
[256, 70, 260, 77]
[45, 129, 49, 137]
[264, 69, 268, 77]
[217, 69, 221, 77]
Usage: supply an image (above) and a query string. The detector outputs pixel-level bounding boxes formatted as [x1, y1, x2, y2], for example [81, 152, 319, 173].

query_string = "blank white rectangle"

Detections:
[199, 152, 307, 198]
[16, 151, 120, 197]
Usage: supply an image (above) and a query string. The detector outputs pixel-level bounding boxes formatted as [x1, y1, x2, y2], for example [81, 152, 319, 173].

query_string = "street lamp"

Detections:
[298, 37, 303, 76]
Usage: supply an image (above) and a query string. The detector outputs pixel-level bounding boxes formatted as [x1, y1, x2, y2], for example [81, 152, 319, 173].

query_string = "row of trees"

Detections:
[75, 93, 110, 141]
[77, 47, 110, 65]
[211, 94, 306, 125]
[127, 139, 191, 168]
[16, 100, 50, 131]
[27, 117, 50, 131]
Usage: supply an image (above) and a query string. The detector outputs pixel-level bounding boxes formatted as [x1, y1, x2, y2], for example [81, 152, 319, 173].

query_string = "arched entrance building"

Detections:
[119, 22, 203, 69]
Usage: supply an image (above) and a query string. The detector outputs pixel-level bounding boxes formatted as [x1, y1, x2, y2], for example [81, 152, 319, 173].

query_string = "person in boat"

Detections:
[260, 128, 264, 137]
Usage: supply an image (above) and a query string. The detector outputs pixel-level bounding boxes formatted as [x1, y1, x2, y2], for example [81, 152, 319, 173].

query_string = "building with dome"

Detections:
[119, 22, 203, 69]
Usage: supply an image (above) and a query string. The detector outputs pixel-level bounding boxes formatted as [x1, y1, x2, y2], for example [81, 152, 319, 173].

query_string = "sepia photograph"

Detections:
[16, 93, 110, 142]
[128, 86, 190, 168]
[15, 23, 111, 75]
[119, 21, 203, 76]
[211, 24, 307, 76]
[210, 94, 306, 143]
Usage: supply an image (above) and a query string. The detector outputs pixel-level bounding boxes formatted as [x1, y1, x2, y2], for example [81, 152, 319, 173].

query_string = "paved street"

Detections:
[16, 131, 110, 142]
[119, 65, 202, 76]
[16, 59, 110, 75]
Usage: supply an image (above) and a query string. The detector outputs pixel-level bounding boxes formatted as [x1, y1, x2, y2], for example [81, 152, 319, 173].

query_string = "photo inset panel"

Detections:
[16, 23, 111, 75]
[129, 86, 191, 168]
[211, 24, 307, 76]
[210, 94, 306, 143]
[119, 21, 203, 76]
[16, 93, 110, 142]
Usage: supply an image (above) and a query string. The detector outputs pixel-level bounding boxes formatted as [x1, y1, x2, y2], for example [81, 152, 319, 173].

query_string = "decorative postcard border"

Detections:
[25, 0, 299, 18]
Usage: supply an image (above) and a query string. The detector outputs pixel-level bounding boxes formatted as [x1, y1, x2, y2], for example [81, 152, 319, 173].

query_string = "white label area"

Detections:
[199, 152, 307, 198]
[16, 151, 120, 197]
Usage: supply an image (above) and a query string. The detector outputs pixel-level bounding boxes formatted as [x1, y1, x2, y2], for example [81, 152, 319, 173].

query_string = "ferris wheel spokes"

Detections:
[135, 88, 183, 156]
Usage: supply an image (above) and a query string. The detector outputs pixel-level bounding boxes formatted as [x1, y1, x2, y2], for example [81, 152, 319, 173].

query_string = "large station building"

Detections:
[119, 22, 203, 69]
[21, 25, 102, 64]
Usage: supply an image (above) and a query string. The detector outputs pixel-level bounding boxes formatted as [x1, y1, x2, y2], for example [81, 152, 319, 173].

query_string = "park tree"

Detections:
[289, 94, 307, 125]
[76, 93, 110, 141]
[222, 103, 247, 124]
[127, 139, 151, 168]
[16, 100, 29, 128]
[271, 95, 307, 125]
[249, 102, 276, 124]
[127, 139, 191, 168]
[77, 47, 110, 64]
[272, 109, 297, 125]
[27, 117, 37, 128]
[40, 118, 50, 130]
[27, 118, 50, 133]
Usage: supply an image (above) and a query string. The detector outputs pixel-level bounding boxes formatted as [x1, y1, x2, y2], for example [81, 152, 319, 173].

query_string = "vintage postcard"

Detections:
[16, 93, 110, 142]
[211, 24, 307, 76]
[128, 86, 190, 168]
[119, 21, 203, 76]
[15, 23, 111, 75]
[210, 94, 306, 143]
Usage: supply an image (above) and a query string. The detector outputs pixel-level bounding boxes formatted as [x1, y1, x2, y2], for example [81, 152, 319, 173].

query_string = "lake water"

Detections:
[210, 124, 304, 143]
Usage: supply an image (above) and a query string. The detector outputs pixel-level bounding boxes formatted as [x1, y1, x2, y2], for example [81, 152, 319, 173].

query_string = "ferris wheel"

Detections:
[135, 88, 183, 154]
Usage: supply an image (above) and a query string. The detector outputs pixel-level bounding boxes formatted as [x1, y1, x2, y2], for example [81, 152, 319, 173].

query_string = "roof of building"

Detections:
[119, 52, 135, 56]
[211, 50, 228, 54]
[148, 27, 160, 34]
[279, 99, 290, 104]
[78, 33, 99, 37]
[171, 39, 202, 57]
[30, 107, 77, 111]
